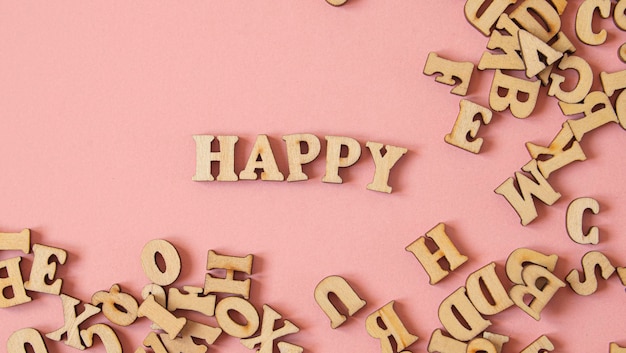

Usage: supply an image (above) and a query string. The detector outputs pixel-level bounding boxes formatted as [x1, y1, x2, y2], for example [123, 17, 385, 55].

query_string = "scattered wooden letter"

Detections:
[565, 251, 615, 296]
[0, 257, 32, 308]
[192, 135, 239, 181]
[322, 136, 362, 184]
[239, 135, 285, 181]
[438, 287, 492, 342]
[137, 294, 187, 340]
[365, 142, 408, 193]
[405, 223, 468, 285]
[80, 323, 123, 353]
[520, 335, 554, 353]
[141, 239, 182, 286]
[465, 262, 513, 316]
[518, 29, 563, 78]
[365, 301, 418, 353]
[314, 275, 367, 328]
[464, 0, 517, 36]
[168, 286, 217, 317]
[525, 123, 587, 179]
[575, 0, 611, 45]
[566, 197, 600, 245]
[444, 99, 493, 154]
[92, 284, 139, 326]
[0, 228, 30, 254]
[282, 134, 321, 182]
[423, 52, 475, 96]
[215, 296, 260, 338]
[205, 250, 253, 298]
[24, 244, 67, 295]
[240, 304, 300, 353]
[46, 294, 102, 349]
[489, 70, 541, 119]
[548, 54, 593, 104]
[7, 328, 49, 353]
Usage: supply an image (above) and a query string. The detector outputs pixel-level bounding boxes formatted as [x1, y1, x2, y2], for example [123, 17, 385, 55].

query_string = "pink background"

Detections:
[1, 1, 626, 352]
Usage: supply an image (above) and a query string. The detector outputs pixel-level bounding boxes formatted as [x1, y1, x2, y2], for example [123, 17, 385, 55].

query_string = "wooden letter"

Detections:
[560, 91, 619, 141]
[520, 335, 554, 353]
[282, 133, 321, 182]
[0, 257, 31, 308]
[478, 15, 525, 71]
[92, 284, 139, 327]
[204, 250, 253, 298]
[438, 287, 492, 342]
[142, 332, 168, 353]
[489, 70, 541, 119]
[548, 55, 593, 103]
[525, 123, 587, 179]
[80, 324, 122, 353]
[322, 136, 361, 184]
[575, 0, 611, 45]
[518, 30, 563, 78]
[192, 135, 238, 181]
[215, 296, 260, 338]
[46, 294, 102, 349]
[465, 263, 513, 316]
[241, 305, 300, 353]
[566, 251, 615, 296]
[7, 328, 49, 353]
[141, 239, 181, 286]
[168, 286, 216, 317]
[464, 0, 517, 36]
[508, 264, 565, 320]
[137, 295, 187, 340]
[444, 100, 493, 154]
[505, 248, 558, 285]
[600, 69, 626, 97]
[239, 135, 285, 181]
[406, 223, 468, 285]
[510, 0, 562, 42]
[423, 52, 475, 96]
[366, 142, 408, 193]
[365, 301, 418, 353]
[179, 320, 222, 346]
[0, 228, 30, 253]
[611, 343, 626, 353]
[494, 160, 561, 225]
[24, 244, 67, 295]
[314, 275, 367, 328]
[566, 197, 600, 245]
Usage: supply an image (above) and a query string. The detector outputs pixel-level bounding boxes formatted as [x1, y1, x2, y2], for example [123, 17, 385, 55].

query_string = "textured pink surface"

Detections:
[1, 1, 626, 352]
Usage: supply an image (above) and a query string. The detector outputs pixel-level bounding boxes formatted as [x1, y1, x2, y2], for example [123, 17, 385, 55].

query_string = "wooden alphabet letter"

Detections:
[466, 338, 497, 353]
[168, 286, 216, 317]
[141, 239, 182, 286]
[314, 275, 367, 328]
[282, 133, 321, 182]
[239, 135, 285, 181]
[444, 100, 493, 154]
[24, 244, 67, 295]
[611, 342, 626, 353]
[494, 160, 561, 226]
[482, 332, 509, 353]
[575, 0, 611, 45]
[80, 324, 122, 353]
[525, 123, 587, 179]
[192, 135, 239, 181]
[505, 248, 558, 285]
[478, 15, 525, 71]
[489, 70, 541, 119]
[0, 257, 31, 308]
[548, 55, 593, 104]
[566, 197, 600, 245]
[508, 264, 565, 320]
[438, 287, 492, 342]
[241, 304, 300, 353]
[560, 91, 619, 141]
[92, 284, 139, 326]
[215, 296, 260, 338]
[464, 0, 517, 36]
[518, 30, 563, 78]
[7, 328, 49, 353]
[204, 250, 253, 298]
[423, 52, 475, 96]
[565, 251, 615, 296]
[46, 294, 102, 349]
[365, 301, 418, 353]
[600, 70, 626, 97]
[179, 320, 222, 346]
[365, 142, 408, 193]
[322, 136, 361, 184]
[0, 228, 30, 253]
[510, 0, 562, 41]
[465, 263, 513, 316]
[138, 295, 187, 340]
[405, 223, 468, 285]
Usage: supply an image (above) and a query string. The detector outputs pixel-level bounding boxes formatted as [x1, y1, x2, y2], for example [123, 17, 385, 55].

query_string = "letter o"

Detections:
[140, 239, 181, 286]
[215, 296, 260, 338]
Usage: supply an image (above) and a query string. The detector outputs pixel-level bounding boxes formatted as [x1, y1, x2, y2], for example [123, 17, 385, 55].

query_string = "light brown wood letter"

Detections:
[365, 301, 418, 353]
[24, 244, 67, 295]
[7, 328, 49, 353]
[241, 304, 300, 353]
[518, 29, 563, 78]
[240, 135, 285, 181]
[438, 287, 492, 342]
[366, 142, 408, 193]
[465, 263, 513, 316]
[141, 239, 182, 286]
[215, 296, 260, 338]
[575, 0, 611, 45]
[80, 324, 122, 353]
[520, 335, 554, 353]
[560, 91, 619, 141]
[314, 275, 367, 328]
[168, 286, 216, 317]
[423, 52, 475, 96]
[137, 294, 187, 340]
[46, 294, 102, 349]
[92, 284, 139, 327]
[464, 0, 517, 36]
[525, 123, 587, 179]
[0, 257, 31, 308]
[566, 197, 600, 245]
[508, 264, 565, 320]
[0, 228, 30, 253]
[406, 223, 468, 285]
[548, 54, 593, 103]
[192, 135, 239, 181]
[205, 250, 253, 298]
[566, 251, 615, 296]
[489, 70, 541, 119]
[322, 136, 361, 184]
[282, 133, 321, 182]
[444, 100, 493, 154]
